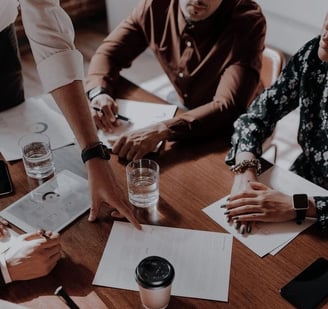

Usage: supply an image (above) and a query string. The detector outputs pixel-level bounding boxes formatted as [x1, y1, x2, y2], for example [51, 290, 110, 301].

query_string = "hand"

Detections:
[0, 217, 9, 239]
[112, 122, 170, 161]
[90, 94, 119, 132]
[226, 181, 295, 225]
[228, 171, 257, 234]
[5, 231, 61, 281]
[86, 158, 142, 230]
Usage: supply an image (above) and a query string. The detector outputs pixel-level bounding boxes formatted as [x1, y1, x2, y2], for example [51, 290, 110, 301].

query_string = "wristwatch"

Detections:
[87, 86, 108, 101]
[292, 194, 309, 224]
[81, 142, 111, 164]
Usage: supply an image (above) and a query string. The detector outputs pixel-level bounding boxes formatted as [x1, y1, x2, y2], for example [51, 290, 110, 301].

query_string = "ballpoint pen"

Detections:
[55, 286, 80, 309]
[92, 107, 130, 122]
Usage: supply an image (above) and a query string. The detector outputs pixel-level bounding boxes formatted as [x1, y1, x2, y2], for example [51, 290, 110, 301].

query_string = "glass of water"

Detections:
[126, 159, 159, 208]
[19, 133, 55, 180]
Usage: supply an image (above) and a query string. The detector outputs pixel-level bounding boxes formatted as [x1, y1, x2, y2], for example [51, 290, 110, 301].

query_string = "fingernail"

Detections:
[226, 216, 231, 223]
[223, 210, 230, 215]
[232, 216, 239, 220]
[234, 221, 241, 229]
[227, 197, 230, 201]
[247, 225, 252, 233]
[220, 204, 226, 208]
[240, 226, 245, 234]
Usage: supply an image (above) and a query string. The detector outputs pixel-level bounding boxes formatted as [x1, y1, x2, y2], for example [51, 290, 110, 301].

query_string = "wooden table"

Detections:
[1, 78, 327, 308]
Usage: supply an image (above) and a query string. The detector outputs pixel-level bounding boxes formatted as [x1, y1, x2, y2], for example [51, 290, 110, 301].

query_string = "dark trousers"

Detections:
[0, 23, 24, 111]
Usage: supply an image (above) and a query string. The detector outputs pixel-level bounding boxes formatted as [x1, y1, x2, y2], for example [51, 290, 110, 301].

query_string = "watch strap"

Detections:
[87, 86, 108, 101]
[292, 194, 309, 224]
[81, 142, 111, 164]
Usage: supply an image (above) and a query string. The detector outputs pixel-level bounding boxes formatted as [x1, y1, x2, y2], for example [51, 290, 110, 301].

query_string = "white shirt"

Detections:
[0, 0, 84, 93]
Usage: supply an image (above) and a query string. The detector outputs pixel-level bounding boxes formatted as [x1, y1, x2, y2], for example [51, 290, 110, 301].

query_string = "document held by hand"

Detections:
[97, 99, 177, 149]
[203, 165, 328, 257]
[93, 222, 233, 302]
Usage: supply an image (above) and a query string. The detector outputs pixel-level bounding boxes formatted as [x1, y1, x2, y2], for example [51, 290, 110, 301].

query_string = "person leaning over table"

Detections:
[224, 13, 328, 234]
[0, 1, 141, 229]
[85, 0, 266, 161]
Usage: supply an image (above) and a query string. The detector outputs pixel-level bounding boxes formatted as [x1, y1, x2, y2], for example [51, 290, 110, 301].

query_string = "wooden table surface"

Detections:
[1, 78, 327, 309]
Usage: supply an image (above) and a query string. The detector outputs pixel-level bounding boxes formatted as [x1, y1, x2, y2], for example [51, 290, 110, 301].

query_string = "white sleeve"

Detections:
[18, 0, 84, 92]
[0, 253, 12, 284]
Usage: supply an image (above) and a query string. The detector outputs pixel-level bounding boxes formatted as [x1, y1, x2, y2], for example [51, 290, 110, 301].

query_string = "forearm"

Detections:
[51, 81, 99, 149]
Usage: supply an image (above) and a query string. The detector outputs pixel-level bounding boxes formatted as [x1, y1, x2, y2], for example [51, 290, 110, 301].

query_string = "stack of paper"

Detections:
[203, 165, 328, 257]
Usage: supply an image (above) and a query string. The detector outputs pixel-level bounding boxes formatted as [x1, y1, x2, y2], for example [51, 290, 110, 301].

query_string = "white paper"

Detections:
[0, 229, 19, 255]
[93, 222, 233, 302]
[0, 95, 75, 161]
[203, 165, 328, 257]
[98, 99, 177, 148]
[0, 170, 90, 233]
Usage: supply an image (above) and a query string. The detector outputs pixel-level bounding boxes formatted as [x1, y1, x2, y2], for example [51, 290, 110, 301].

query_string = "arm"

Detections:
[19, 1, 141, 228]
[1, 231, 61, 283]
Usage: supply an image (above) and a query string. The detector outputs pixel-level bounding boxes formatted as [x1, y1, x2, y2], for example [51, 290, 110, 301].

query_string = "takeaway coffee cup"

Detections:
[135, 256, 175, 309]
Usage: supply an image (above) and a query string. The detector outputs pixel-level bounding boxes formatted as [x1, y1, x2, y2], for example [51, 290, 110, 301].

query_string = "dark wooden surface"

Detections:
[1, 81, 328, 309]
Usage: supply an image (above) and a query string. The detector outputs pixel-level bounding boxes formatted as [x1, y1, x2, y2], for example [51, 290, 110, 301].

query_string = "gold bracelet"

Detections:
[230, 159, 261, 175]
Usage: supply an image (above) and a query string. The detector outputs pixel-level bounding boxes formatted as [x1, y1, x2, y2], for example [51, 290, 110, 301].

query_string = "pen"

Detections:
[55, 286, 80, 309]
[92, 107, 130, 122]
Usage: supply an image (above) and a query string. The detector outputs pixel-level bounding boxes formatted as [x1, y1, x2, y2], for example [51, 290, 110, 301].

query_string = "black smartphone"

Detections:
[280, 257, 328, 309]
[0, 160, 14, 196]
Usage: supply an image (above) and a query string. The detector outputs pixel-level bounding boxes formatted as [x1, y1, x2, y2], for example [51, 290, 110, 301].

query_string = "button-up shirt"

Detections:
[86, 0, 266, 139]
[0, 0, 83, 93]
[226, 36, 328, 231]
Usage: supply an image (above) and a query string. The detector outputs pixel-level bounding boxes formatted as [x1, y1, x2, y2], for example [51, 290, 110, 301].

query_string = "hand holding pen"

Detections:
[90, 94, 130, 132]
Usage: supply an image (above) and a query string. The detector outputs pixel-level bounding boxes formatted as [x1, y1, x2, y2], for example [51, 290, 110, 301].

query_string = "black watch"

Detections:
[81, 142, 111, 164]
[292, 194, 309, 224]
[87, 86, 108, 101]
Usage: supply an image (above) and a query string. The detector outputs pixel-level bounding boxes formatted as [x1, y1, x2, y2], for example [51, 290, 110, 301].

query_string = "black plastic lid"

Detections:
[135, 256, 175, 289]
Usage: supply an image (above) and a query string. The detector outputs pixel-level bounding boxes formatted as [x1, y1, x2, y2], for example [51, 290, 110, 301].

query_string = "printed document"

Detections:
[0, 95, 75, 161]
[93, 222, 233, 302]
[98, 99, 177, 149]
[203, 165, 328, 257]
[0, 170, 90, 233]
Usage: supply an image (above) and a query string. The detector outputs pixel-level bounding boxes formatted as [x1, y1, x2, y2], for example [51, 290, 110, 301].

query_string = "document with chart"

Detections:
[0, 170, 90, 233]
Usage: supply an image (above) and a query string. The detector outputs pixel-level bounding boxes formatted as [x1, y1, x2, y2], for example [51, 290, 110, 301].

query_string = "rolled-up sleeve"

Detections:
[18, 0, 84, 92]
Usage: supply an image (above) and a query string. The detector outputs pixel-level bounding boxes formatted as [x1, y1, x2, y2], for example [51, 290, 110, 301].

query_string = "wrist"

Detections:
[230, 159, 261, 176]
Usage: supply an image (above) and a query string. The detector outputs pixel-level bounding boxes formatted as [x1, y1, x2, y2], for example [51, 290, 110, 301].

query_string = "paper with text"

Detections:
[98, 99, 177, 149]
[203, 165, 328, 257]
[0, 170, 90, 233]
[0, 95, 75, 161]
[93, 222, 233, 302]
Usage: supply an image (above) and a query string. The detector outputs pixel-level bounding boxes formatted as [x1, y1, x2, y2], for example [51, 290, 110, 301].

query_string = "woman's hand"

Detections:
[226, 181, 296, 224]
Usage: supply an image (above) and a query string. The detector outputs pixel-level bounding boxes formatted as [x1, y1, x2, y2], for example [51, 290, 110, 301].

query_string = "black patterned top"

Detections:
[226, 36, 328, 231]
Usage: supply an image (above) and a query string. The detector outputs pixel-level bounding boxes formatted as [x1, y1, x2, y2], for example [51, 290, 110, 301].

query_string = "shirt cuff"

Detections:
[37, 50, 84, 93]
[0, 253, 11, 284]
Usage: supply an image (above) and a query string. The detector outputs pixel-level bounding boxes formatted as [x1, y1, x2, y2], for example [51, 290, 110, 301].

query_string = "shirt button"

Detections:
[183, 93, 188, 98]
[178, 72, 184, 78]
[186, 41, 191, 47]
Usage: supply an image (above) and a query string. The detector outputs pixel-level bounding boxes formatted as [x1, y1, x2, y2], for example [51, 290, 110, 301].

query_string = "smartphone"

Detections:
[280, 257, 328, 309]
[0, 160, 14, 196]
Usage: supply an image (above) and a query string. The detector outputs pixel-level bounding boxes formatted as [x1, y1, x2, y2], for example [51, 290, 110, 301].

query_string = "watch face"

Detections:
[293, 194, 309, 210]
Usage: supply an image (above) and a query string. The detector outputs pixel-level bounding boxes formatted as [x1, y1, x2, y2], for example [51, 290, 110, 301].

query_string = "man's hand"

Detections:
[0, 217, 9, 239]
[90, 94, 119, 132]
[86, 159, 142, 230]
[5, 231, 61, 281]
[112, 122, 170, 161]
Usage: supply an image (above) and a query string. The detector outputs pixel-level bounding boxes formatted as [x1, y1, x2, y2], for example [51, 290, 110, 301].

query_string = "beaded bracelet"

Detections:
[230, 159, 261, 175]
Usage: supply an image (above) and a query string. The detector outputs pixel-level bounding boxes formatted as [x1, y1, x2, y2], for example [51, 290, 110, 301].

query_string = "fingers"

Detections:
[88, 204, 99, 222]
[249, 181, 270, 190]
[109, 204, 142, 230]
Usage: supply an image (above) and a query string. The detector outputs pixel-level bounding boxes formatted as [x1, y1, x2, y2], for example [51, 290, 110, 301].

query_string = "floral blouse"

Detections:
[226, 36, 328, 231]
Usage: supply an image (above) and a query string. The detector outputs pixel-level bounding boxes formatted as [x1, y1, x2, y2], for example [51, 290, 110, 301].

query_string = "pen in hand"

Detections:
[92, 107, 130, 122]
[55, 286, 80, 309]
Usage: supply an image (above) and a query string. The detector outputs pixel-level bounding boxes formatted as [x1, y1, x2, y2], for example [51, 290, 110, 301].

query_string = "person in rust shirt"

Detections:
[85, 0, 266, 161]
